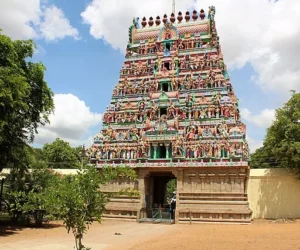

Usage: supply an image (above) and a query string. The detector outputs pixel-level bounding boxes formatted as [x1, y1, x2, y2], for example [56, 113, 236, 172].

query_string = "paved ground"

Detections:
[1, 220, 300, 250]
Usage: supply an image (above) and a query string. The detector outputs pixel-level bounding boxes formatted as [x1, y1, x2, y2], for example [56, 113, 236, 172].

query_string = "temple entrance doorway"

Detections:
[144, 172, 177, 223]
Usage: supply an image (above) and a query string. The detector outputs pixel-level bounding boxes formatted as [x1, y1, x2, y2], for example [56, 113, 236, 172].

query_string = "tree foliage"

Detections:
[42, 138, 83, 169]
[49, 168, 106, 250]
[250, 146, 278, 169]
[0, 31, 54, 171]
[251, 92, 300, 176]
[4, 160, 138, 249]
[5, 165, 60, 224]
[47, 166, 137, 250]
[166, 179, 177, 201]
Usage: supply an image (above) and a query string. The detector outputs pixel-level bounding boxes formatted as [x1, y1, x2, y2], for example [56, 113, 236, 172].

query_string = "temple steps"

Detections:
[179, 201, 249, 205]
[177, 191, 252, 224]
[180, 197, 248, 201]
[178, 218, 251, 224]
[177, 208, 252, 224]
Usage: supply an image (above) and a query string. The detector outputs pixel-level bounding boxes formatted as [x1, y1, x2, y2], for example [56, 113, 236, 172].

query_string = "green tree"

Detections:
[251, 91, 300, 176]
[166, 179, 177, 201]
[0, 31, 54, 171]
[5, 161, 60, 224]
[250, 147, 278, 169]
[42, 138, 82, 169]
[48, 166, 137, 250]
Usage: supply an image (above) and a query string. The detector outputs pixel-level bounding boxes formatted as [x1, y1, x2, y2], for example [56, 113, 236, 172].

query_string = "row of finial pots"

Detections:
[141, 10, 206, 27]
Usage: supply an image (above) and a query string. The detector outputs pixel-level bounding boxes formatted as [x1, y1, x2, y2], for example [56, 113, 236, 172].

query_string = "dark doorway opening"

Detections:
[158, 145, 167, 159]
[161, 82, 169, 92]
[164, 62, 170, 70]
[148, 172, 176, 208]
[153, 176, 171, 206]
[143, 172, 177, 223]
[160, 108, 167, 116]
[166, 43, 171, 52]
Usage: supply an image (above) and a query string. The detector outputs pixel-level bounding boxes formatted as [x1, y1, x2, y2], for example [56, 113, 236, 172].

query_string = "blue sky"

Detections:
[1, 0, 299, 151]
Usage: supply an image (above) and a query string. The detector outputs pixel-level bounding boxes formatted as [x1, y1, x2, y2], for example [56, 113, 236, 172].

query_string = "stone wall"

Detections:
[100, 175, 140, 221]
[176, 166, 251, 223]
[248, 168, 300, 219]
[4, 168, 299, 220]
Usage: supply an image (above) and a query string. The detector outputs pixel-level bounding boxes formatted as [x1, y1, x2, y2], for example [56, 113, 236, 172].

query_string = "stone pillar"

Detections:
[176, 169, 183, 224]
[177, 169, 184, 192]
[148, 144, 151, 158]
[199, 174, 206, 192]
[219, 174, 226, 192]
[229, 174, 236, 192]
[137, 170, 146, 221]
[153, 144, 158, 159]
[165, 143, 170, 159]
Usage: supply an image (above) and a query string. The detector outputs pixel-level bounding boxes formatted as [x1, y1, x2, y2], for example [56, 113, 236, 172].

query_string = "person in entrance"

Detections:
[170, 191, 176, 220]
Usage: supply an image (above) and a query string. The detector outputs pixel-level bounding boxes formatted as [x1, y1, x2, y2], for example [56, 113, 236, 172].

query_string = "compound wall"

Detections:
[248, 168, 300, 219]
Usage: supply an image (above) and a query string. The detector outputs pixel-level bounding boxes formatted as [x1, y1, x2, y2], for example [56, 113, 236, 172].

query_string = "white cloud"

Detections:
[247, 135, 263, 153]
[40, 6, 79, 41]
[81, 0, 300, 95]
[34, 94, 102, 147]
[0, 0, 79, 41]
[81, 0, 195, 51]
[0, 0, 41, 39]
[241, 108, 275, 128]
[194, 0, 300, 96]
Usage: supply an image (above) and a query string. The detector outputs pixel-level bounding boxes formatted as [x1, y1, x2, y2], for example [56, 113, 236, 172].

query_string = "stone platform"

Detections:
[100, 166, 252, 224]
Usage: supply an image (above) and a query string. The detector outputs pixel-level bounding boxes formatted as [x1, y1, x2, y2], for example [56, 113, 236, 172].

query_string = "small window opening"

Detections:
[166, 43, 171, 51]
[161, 83, 169, 92]
[160, 108, 167, 116]
[158, 145, 167, 159]
[164, 62, 170, 70]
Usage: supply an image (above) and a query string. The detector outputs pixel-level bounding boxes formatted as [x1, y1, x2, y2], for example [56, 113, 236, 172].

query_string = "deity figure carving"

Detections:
[89, 6, 250, 182]
[94, 133, 104, 143]
[138, 100, 146, 111]
[171, 42, 177, 51]
[213, 92, 222, 105]
[114, 101, 122, 111]
[185, 93, 194, 107]
[186, 126, 196, 140]
[106, 126, 113, 140]
[165, 30, 171, 40]
[125, 101, 133, 109]
[218, 121, 229, 138]
[170, 77, 176, 91]
[150, 101, 158, 120]
[173, 136, 184, 157]
[243, 142, 250, 158]
[167, 100, 176, 119]
[199, 108, 207, 119]
[139, 139, 149, 158]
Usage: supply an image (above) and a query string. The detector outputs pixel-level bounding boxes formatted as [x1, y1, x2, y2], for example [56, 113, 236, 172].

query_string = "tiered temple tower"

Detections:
[89, 7, 252, 223]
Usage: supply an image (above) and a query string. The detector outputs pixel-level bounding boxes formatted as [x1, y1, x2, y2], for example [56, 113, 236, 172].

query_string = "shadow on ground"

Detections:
[0, 221, 63, 237]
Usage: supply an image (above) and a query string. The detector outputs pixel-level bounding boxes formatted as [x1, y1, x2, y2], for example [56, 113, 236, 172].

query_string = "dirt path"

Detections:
[0, 220, 176, 250]
[130, 220, 300, 250]
[1, 220, 300, 250]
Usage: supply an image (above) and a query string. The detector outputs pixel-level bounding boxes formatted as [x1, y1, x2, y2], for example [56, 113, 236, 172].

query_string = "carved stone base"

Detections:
[100, 166, 252, 224]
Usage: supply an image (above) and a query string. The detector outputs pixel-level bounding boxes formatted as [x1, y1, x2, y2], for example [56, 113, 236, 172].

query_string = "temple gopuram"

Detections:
[89, 6, 252, 223]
